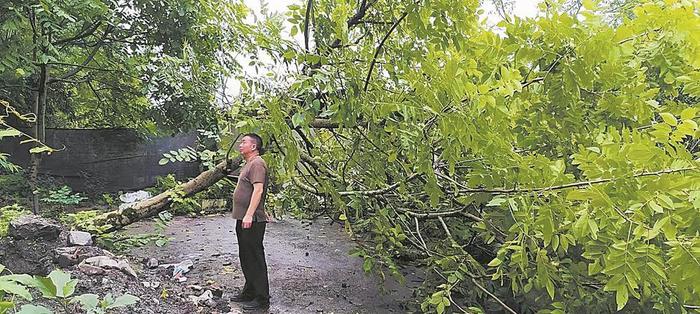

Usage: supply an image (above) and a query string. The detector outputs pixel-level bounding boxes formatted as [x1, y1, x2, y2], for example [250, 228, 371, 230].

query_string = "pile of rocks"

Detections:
[0, 215, 136, 278]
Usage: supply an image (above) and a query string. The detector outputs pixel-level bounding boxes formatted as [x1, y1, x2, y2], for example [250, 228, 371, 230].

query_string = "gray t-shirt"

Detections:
[231, 156, 268, 221]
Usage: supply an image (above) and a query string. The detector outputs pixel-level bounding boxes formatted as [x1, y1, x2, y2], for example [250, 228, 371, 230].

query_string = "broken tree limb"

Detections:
[93, 156, 243, 233]
[293, 173, 420, 196]
[308, 118, 368, 129]
[457, 167, 698, 194]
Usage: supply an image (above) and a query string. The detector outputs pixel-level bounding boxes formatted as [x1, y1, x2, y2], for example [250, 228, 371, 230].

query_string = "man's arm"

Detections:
[241, 183, 264, 228]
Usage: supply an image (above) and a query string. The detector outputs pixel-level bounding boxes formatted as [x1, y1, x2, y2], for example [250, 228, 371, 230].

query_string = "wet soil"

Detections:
[120, 214, 419, 313]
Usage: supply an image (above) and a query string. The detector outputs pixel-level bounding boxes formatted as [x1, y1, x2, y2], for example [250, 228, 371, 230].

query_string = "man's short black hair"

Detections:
[243, 133, 264, 154]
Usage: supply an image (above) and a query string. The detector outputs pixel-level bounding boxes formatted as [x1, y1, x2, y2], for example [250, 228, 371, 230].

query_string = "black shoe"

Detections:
[231, 293, 255, 302]
[241, 299, 270, 310]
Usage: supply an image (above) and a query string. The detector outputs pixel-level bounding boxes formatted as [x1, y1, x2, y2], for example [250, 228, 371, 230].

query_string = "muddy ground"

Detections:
[114, 214, 422, 313]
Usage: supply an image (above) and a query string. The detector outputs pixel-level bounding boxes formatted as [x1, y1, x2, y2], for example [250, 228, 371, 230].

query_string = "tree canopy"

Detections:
[228, 0, 700, 312]
[0, 0, 252, 133]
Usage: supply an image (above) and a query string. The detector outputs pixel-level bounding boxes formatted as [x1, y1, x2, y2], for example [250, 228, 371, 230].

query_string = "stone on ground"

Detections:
[68, 231, 93, 246]
[8, 215, 61, 240]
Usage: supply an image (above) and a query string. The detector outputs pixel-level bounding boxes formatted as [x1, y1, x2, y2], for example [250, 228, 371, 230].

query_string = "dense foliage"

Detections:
[0, 0, 250, 133]
[228, 0, 700, 312]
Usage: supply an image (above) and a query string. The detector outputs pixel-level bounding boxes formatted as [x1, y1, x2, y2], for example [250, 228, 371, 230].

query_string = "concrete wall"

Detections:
[0, 128, 201, 192]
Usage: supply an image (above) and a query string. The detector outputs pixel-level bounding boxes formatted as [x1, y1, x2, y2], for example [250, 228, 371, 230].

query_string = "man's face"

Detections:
[238, 136, 257, 155]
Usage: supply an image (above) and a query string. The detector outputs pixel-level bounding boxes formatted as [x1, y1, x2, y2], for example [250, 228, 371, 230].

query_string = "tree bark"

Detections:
[93, 156, 243, 233]
[29, 63, 48, 214]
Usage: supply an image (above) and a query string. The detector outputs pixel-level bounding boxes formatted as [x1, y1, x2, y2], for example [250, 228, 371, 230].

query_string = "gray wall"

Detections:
[0, 128, 201, 192]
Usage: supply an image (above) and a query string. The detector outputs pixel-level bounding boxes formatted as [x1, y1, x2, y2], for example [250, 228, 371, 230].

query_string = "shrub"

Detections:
[0, 174, 29, 199]
[40, 186, 87, 206]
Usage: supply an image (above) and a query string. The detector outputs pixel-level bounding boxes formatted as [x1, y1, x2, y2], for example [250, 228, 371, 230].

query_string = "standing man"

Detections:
[231, 133, 270, 310]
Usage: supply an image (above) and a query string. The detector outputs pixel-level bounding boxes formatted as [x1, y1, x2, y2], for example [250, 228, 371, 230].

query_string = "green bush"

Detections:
[40, 186, 87, 206]
[0, 204, 29, 237]
[0, 174, 29, 198]
[59, 210, 107, 234]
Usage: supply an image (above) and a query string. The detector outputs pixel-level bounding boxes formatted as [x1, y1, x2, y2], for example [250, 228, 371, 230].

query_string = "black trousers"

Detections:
[235, 220, 270, 301]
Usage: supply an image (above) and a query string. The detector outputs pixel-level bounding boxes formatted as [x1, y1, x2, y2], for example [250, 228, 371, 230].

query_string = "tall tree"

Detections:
[229, 0, 700, 312]
[0, 0, 251, 213]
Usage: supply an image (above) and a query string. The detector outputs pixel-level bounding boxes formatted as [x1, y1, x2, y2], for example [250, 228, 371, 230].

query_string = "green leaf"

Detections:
[362, 258, 372, 272]
[48, 270, 74, 298]
[657, 195, 674, 209]
[0, 301, 14, 311]
[680, 107, 698, 120]
[436, 302, 445, 314]
[588, 220, 599, 240]
[292, 112, 305, 128]
[545, 278, 555, 300]
[647, 262, 667, 279]
[659, 112, 677, 126]
[0, 129, 21, 138]
[1, 274, 35, 286]
[0, 279, 32, 300]
[648, 200, 663, 214]
[0, 264, 4, 274]
[615, 286, 628, 311]
[486, 196, 507, 207]
[661, 219, 677, 240]
[16, 304, 52, 314]
[30, 276, 56, 298]
[487, 257, 502, 267]
[29, 146, 52, 154]
[566, 190, 592, 201]
[106, 294, 139, 309]
[71, 293, 99, 309]
[158, 158, 169, 166]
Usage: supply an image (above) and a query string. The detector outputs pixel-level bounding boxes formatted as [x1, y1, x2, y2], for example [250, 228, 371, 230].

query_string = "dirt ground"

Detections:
[119, 214, 420, 313]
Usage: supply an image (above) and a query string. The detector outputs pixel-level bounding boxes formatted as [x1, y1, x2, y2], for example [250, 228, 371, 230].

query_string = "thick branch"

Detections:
[93, 156, 243, 233]
[396, 207, 482, 222]
[459, 167, 697, 194]
[471, 278, 518, 314]
[304, 0, 312, 51]
[363, 11, 408, 92]
[46, 62, 119, 72]
[308, 118, 367, 129]
[328, 0, 377, 48]
[293, 173, 420, 196]
[299, 152, 342, 180]
[49, 26, 112, 83]
[53, 20, 102, 45]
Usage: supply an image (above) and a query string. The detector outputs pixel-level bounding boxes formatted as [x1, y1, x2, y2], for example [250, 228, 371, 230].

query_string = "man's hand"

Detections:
[242, 215, 253, 229]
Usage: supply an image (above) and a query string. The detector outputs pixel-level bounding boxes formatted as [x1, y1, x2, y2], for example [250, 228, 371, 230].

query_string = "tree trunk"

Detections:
[93, 156, 243, 233]
[29, 64, 48, 214]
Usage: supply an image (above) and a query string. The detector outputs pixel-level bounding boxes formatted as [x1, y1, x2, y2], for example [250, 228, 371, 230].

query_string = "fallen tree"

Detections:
[90, 117, 349, 233]
[92, 156, 242, 233]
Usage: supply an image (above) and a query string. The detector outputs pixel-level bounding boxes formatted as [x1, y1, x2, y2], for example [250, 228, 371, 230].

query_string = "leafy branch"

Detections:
[457, 167, 698, 194]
